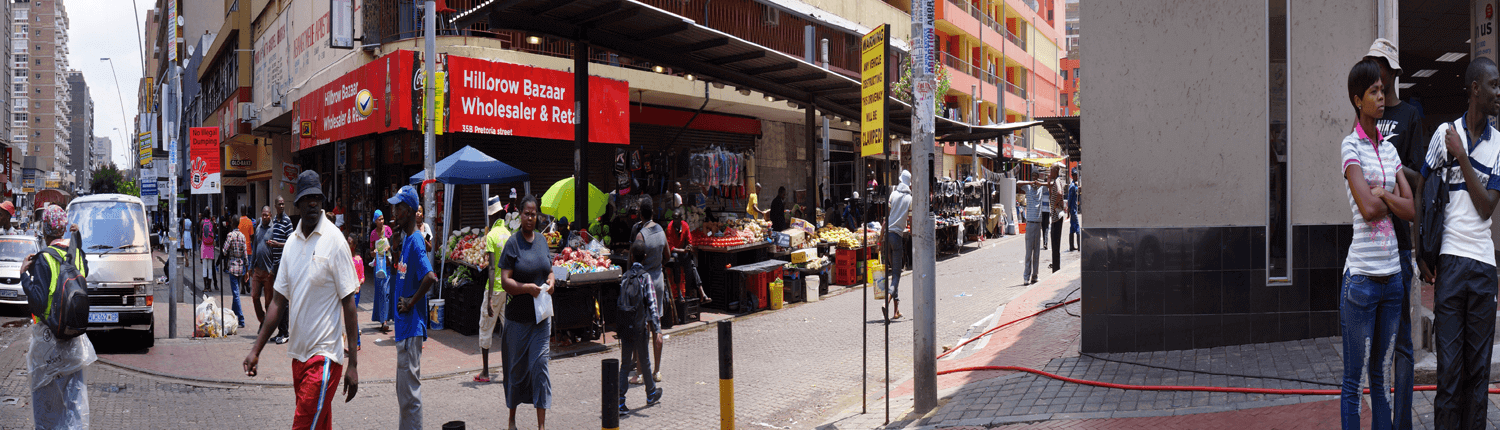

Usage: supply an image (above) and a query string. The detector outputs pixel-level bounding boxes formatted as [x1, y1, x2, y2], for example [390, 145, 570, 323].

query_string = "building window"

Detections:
[12, 113, 23, 122]
[1061, 94, 1070, 107]
[1061, 70, 1068, 81]
[1267, 0, 1290, 282]
[1074, 68, 1079, 79]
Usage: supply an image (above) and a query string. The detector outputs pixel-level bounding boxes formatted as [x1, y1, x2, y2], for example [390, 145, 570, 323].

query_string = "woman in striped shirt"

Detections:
[1339, 57, 1416, 429]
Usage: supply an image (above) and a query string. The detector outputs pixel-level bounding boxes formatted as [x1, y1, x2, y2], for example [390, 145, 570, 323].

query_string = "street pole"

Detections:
[167, 53, 181, 339]
[821, 39, 830, 207]
[910, 0, 938, 413]
[422, 1, 436, 245]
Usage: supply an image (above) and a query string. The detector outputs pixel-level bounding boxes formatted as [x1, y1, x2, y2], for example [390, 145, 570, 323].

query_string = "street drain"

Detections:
[1, 397, 18, 406]
[1, 320, 26, 328]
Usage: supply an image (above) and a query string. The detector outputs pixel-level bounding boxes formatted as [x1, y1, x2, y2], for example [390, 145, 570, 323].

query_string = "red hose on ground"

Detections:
[934, 297, 1500, 395]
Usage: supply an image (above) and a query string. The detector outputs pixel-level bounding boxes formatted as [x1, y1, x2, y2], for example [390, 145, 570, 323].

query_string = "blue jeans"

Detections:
[1340, 270, 1403, 430]
[1394, 249, 1414, 430]
[884, 231, 905, 301]
[228, 275, 245, 327]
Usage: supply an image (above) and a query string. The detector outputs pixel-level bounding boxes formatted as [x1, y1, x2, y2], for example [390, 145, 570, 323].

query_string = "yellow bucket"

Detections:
[868, 261, 887, 300]
[769, 278, 784, 310]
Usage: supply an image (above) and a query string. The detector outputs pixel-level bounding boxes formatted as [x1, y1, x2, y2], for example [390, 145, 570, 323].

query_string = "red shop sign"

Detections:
[446, 55, 629, 144]
[295, 50, 417, 150]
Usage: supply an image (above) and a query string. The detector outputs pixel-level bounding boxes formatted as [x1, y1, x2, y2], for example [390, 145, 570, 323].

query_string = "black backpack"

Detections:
[24, 232, 89, 340]
[1420, 153, 1450, 271]
[616, 269, 651, 335]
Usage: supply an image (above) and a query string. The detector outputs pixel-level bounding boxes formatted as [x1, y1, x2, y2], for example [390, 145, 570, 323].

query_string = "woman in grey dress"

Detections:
[500, 195, 555, 430]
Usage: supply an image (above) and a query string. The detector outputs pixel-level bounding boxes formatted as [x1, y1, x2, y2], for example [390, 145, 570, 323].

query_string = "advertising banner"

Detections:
[295, 50, 416, 150]
[138, 132, 153, 167]
[860, 25, 888, 158]
[282, 162, 300, 194]
[189, 127, 222, 194]
[446, 55, 630, 144]
[224, 143, 261, 171]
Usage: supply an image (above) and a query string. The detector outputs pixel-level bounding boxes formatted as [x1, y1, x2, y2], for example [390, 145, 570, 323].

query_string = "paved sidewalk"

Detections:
[818, 263, 1500, 429]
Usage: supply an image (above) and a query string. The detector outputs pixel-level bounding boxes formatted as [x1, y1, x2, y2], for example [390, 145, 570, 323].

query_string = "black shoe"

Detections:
[618, 400, 630, 414]
[647, 388, 663, 405]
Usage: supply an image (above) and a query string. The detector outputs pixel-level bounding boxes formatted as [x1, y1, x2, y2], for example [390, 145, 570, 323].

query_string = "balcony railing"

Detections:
[946, 0, 1026, 49]
[1004, 80, 1026, 98]
[942, 52, 1020, 97]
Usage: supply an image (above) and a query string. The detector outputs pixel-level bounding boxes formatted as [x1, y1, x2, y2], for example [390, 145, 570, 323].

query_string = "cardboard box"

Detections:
[790, 248, 818, 264]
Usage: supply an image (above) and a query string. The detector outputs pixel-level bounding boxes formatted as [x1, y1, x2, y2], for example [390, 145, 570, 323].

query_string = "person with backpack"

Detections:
[22, 204, 93, 428]
[201, 210, 217, 293]
[223, 210, 249, 328]
[617, 241, 663, 414]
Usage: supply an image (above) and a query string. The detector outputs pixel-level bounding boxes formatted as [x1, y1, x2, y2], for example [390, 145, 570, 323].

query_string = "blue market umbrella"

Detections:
[409, 145, 529, 185]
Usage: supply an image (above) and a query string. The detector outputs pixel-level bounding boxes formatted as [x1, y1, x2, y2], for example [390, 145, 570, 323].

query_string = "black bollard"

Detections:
[603, 358, 619, 430]
[719, 320, 734, 430]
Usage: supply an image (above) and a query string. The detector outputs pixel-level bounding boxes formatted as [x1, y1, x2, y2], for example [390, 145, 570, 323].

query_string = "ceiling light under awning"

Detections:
[1411, 69, 1437, 78]
[1437, 52, 1468, 62]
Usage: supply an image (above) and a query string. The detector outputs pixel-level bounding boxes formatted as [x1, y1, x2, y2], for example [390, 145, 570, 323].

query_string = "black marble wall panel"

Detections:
[1080, 224, 1350, 353]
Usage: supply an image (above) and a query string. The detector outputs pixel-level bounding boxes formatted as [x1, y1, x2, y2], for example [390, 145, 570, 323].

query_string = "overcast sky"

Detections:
[69, 0, 152, 169]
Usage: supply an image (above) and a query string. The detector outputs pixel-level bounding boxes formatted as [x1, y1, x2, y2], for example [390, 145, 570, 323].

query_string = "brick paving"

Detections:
[1, 234, 1063, 428]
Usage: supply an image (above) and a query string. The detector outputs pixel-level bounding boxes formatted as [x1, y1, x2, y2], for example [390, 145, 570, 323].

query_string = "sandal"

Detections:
[629, 374, 644, 385]
[474, 375, 491, 383]
[654, 372, 662, 383]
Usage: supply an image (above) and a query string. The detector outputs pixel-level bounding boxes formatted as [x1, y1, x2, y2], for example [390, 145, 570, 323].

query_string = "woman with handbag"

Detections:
[1338, 58, 1416, 429]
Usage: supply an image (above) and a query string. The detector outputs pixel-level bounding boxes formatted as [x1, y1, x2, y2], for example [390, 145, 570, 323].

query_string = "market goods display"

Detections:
[691, 229, 747, 248]
[545, 231, 563, 248]
[723, 218, 770, 241]
[817, 226, 861, 248]
[443, 228, 489, 268]
[551, 247, 619, 274]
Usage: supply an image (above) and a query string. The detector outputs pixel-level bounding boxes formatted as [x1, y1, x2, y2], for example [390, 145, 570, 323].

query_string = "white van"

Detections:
[66, 194, 154, 349]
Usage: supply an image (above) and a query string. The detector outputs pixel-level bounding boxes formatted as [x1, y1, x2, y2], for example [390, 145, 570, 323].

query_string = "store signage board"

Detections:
[255, 0, 344, 124]
[142, 180, 157, 197]
[860, 25, 888, 158]
[168, 139, 178, 176]
[138, 132, 153, 167]
[189, 127, 222, 194]
[446, 55, 630, 144]
[295, 50, 416, 150]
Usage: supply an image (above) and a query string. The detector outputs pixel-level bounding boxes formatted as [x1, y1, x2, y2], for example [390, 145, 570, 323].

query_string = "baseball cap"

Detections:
[388, 185, 420, 211]
[293, 170, 324, 204]
[1366, 38, 1401, 73]
[487, 195, 505, 216]
[0, 200, 14, 216]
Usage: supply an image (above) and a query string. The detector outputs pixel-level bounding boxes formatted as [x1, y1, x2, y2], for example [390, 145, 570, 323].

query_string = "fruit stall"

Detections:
[693, 217, 775, 311]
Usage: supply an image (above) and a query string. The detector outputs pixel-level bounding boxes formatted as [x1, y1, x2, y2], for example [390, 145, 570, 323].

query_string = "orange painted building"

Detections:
[1060, 57, 1079, 116]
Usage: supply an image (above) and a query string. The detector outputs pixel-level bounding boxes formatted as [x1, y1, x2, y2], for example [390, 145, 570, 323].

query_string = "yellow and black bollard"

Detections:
[719, 320, 734, 430]
[603, 358, 620, 430]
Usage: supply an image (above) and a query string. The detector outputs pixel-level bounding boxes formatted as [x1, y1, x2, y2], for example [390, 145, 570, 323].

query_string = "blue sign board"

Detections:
[141, 180, 158, 197]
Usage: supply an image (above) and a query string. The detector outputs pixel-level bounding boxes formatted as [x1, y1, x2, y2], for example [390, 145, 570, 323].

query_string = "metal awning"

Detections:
[452, 0, 981, 138]
[1036, 116, 1080, 160]
[936, 120, 1042, 142]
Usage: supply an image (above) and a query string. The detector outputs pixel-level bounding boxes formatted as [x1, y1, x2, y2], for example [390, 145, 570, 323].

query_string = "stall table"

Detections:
[722, 259, 789, 313]
[551, 268, 620, 342]
[439, 261, 491, 336]
[697, 242, 772, 311]
[936, 223, 962, 255]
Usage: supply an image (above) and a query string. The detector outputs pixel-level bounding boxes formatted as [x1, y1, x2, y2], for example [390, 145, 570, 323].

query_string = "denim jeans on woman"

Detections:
[1340, 270, 1404, 430]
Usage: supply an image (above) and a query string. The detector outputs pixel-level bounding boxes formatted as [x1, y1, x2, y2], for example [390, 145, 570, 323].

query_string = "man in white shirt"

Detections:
[243, 170, 361, 429]
[1421, 57, 1500, 429]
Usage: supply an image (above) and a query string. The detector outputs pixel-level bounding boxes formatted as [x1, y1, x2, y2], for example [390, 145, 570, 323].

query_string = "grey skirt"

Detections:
[504, 316, 552, 409]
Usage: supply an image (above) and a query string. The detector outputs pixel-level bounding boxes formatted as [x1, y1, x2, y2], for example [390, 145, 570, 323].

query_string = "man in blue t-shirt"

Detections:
[389, 185, 435, 430]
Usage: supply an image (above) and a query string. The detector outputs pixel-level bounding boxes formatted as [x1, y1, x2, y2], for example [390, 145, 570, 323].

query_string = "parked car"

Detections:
[0, 235, 39, 306]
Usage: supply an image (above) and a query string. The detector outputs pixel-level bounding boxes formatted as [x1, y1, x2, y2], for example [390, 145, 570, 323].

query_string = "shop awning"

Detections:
[409, 145, 531, 185]
[1036, 116, 1080, 160]
[936, 120, 1043, 143]
[452, 0, 981, 138]
[1019, 157, 1067, 166]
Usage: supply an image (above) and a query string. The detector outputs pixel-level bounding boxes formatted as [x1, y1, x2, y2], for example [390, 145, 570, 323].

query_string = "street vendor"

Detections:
[665, 182, 709, 305]
[746, 183, 768, 220]
[476, 195, 512, 384]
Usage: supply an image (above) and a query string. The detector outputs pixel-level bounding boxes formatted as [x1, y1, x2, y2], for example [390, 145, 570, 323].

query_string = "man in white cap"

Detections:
[475, 194, 512, 384]
[1367, 36, 1421, 430]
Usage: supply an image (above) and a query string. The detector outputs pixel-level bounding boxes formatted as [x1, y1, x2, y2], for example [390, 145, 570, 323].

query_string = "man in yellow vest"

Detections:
[22, 205, 93, 428]
[476, 195, 512, 383]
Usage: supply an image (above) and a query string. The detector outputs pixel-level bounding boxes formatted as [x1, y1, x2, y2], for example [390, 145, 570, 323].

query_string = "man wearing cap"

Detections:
[23, 205, 92, 428]
[243, 171, 361, 430]
[1367, 37, 1422, 429]
[476, 195, 512, 384]
[390, 185, 436, 429]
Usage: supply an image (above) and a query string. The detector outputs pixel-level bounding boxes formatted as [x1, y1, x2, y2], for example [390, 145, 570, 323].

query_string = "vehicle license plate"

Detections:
[0, 290, 16, 298]
[88, 312, 118, 323]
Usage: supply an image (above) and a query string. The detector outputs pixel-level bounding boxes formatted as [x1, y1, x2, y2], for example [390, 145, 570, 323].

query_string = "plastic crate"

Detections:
[782, 272, 807, 303]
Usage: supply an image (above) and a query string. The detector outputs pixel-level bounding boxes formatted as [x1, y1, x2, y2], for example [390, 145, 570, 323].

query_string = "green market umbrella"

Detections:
[540, 177, 607, 224]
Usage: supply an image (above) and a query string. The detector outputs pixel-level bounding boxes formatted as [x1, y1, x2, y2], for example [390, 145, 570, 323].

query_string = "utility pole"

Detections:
[166, 0, 182, 339]
[821, 39, 830, 205]
[910, 0, 938, 413]
[422, 1, 436, 240]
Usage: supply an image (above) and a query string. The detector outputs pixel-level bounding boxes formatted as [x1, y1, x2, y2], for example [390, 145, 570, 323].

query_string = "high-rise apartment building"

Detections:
[65, 69, 89, 189]
[90, 135, 106, 170]
[13, 0, 72, 190]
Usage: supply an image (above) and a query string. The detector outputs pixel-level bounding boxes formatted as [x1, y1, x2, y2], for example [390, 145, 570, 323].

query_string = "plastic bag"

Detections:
[194, 298, 221, 338]
[219, 308, 239, 336]
[28, 323, 96, 391]
[534, 289, 554, 324]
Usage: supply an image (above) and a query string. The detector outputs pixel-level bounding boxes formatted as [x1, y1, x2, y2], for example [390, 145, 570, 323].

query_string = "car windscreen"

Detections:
[67, 201, 149, 253]
[0, 237, 37, 261]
